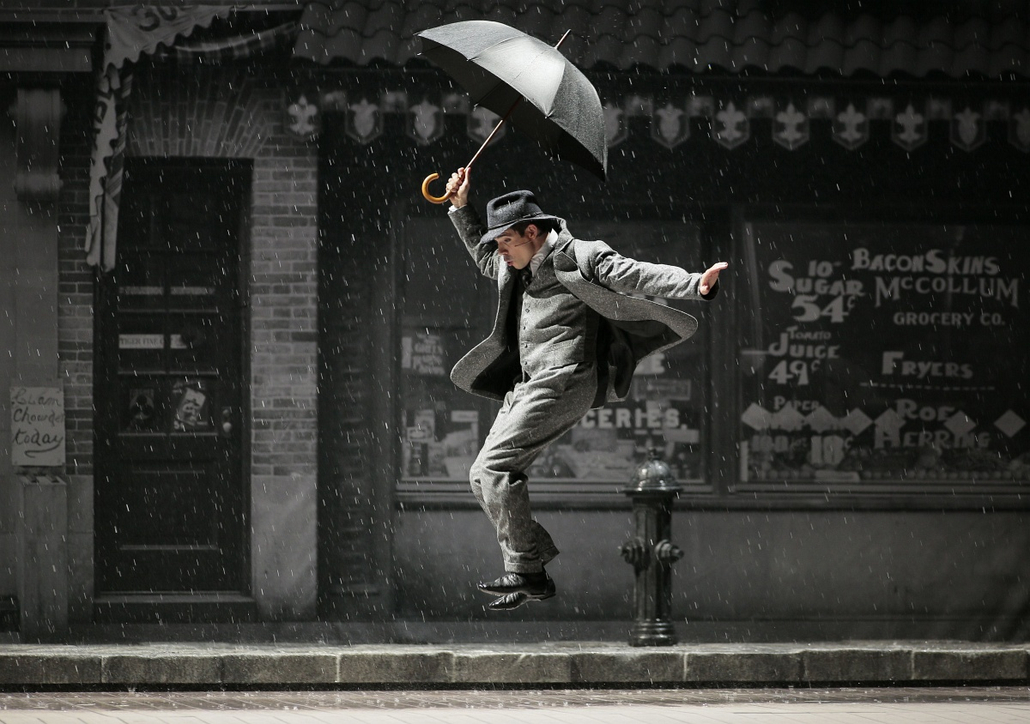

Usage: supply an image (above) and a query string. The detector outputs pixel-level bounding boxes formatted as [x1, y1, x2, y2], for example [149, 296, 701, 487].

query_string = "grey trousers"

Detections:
[469, 363, 598, 574]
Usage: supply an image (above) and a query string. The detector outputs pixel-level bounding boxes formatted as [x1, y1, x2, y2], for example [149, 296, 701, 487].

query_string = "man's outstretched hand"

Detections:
[699, 261, 729, 296]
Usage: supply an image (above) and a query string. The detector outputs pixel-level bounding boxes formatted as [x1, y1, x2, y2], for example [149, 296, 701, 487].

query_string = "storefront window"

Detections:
[398, 218, 490, 493]
[400, 324, 481, 481]
[398, 217, 711, 496]
[739, 220, 1030, 491]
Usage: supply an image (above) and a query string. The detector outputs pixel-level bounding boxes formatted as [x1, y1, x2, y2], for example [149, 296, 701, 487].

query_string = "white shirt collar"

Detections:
[529, 229, 558, 276]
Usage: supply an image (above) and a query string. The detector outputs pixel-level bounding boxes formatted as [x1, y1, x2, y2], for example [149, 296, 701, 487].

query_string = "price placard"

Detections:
[740, 221, 1029, 486]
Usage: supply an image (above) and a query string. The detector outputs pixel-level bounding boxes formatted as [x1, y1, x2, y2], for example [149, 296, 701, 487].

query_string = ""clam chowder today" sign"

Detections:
[10, 385, 66, 466]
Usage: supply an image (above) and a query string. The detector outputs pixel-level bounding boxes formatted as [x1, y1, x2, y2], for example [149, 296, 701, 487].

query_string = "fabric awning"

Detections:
[86, 6, 297, 271]
[86, 5, 230, 270]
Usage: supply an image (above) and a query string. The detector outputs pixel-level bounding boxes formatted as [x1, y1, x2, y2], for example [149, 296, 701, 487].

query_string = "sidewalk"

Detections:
[2, 640, 1029, 688]
[2, 686, 1030, 724]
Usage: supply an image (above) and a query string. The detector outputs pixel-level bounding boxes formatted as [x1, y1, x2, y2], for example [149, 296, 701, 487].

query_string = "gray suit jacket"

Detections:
[449, 205, 718, 407]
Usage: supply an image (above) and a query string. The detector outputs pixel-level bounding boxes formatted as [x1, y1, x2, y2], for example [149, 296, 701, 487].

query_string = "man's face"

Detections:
[495, 225, 542, 270]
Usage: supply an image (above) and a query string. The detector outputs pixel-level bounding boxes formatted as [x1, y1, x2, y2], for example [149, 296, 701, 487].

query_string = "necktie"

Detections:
[520, 268, 533, 289]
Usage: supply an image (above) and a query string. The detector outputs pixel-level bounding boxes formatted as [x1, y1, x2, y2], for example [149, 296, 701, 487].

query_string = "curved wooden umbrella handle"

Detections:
[421, 173, 451, 204]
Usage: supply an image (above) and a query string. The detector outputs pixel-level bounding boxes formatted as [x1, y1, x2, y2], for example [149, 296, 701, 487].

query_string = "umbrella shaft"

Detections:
[467, 99, 519, 169]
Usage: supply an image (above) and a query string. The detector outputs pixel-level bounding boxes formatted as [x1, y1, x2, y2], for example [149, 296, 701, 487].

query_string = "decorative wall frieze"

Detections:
[288, 87, 1030, 154]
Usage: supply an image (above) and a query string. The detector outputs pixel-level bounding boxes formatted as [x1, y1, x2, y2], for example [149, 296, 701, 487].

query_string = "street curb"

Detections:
[1, 643, 1029, 688]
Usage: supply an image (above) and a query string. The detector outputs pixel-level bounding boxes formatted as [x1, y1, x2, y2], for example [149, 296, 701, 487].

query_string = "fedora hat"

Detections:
[479, 190, 559, 246]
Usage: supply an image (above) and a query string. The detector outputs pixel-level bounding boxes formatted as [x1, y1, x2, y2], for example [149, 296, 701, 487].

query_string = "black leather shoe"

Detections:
[477, 571, 556, 600]
[486, 592, 528, 611]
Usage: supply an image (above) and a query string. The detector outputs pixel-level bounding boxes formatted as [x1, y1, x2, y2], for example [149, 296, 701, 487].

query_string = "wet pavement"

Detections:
[0, 686, 1029, 723]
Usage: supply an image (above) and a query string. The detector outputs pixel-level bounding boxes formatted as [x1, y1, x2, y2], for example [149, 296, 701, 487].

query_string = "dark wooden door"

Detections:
[95, 159, 247, 594]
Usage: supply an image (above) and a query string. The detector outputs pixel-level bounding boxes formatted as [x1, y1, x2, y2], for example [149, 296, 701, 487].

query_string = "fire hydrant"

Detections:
[620, 447, 685, 646]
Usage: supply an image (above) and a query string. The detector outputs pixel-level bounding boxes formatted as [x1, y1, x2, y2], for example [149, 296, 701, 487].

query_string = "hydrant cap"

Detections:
[625, 447, 681, 494]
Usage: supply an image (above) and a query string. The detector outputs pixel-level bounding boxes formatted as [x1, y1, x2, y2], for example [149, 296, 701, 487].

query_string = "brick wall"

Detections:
[57, 84, 98, 622]
[250, 149, 319, 485]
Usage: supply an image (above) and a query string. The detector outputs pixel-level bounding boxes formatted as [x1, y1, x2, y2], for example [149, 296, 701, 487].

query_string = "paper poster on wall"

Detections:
[123, 386, 159, 432]
[10, 384, 66, 466]
[401, 407, 479, 479]
[171, 379, 212, 432]
[740, 221, 1029, 486]
[401, 332, 448, 377]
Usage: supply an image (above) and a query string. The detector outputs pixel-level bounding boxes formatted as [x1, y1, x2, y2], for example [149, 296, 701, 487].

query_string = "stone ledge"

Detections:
[0, 643, 1027, 688]
[102, 654, 223, 685]
[913, 649, 1029, 681]
[803, 648, 913, 683]
[221, 653, 338, 685]
[686, 650, 802, 683]
[0, 653, 101, 686]
[337, 650, 453, 684]
[571, 650, 685, 684]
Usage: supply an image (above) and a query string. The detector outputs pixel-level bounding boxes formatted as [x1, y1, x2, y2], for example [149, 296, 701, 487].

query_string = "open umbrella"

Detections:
[416, 20, 607, 203]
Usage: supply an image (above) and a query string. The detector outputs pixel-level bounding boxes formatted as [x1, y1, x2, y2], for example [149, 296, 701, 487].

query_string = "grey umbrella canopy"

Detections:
[416, 20, 607, 199]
